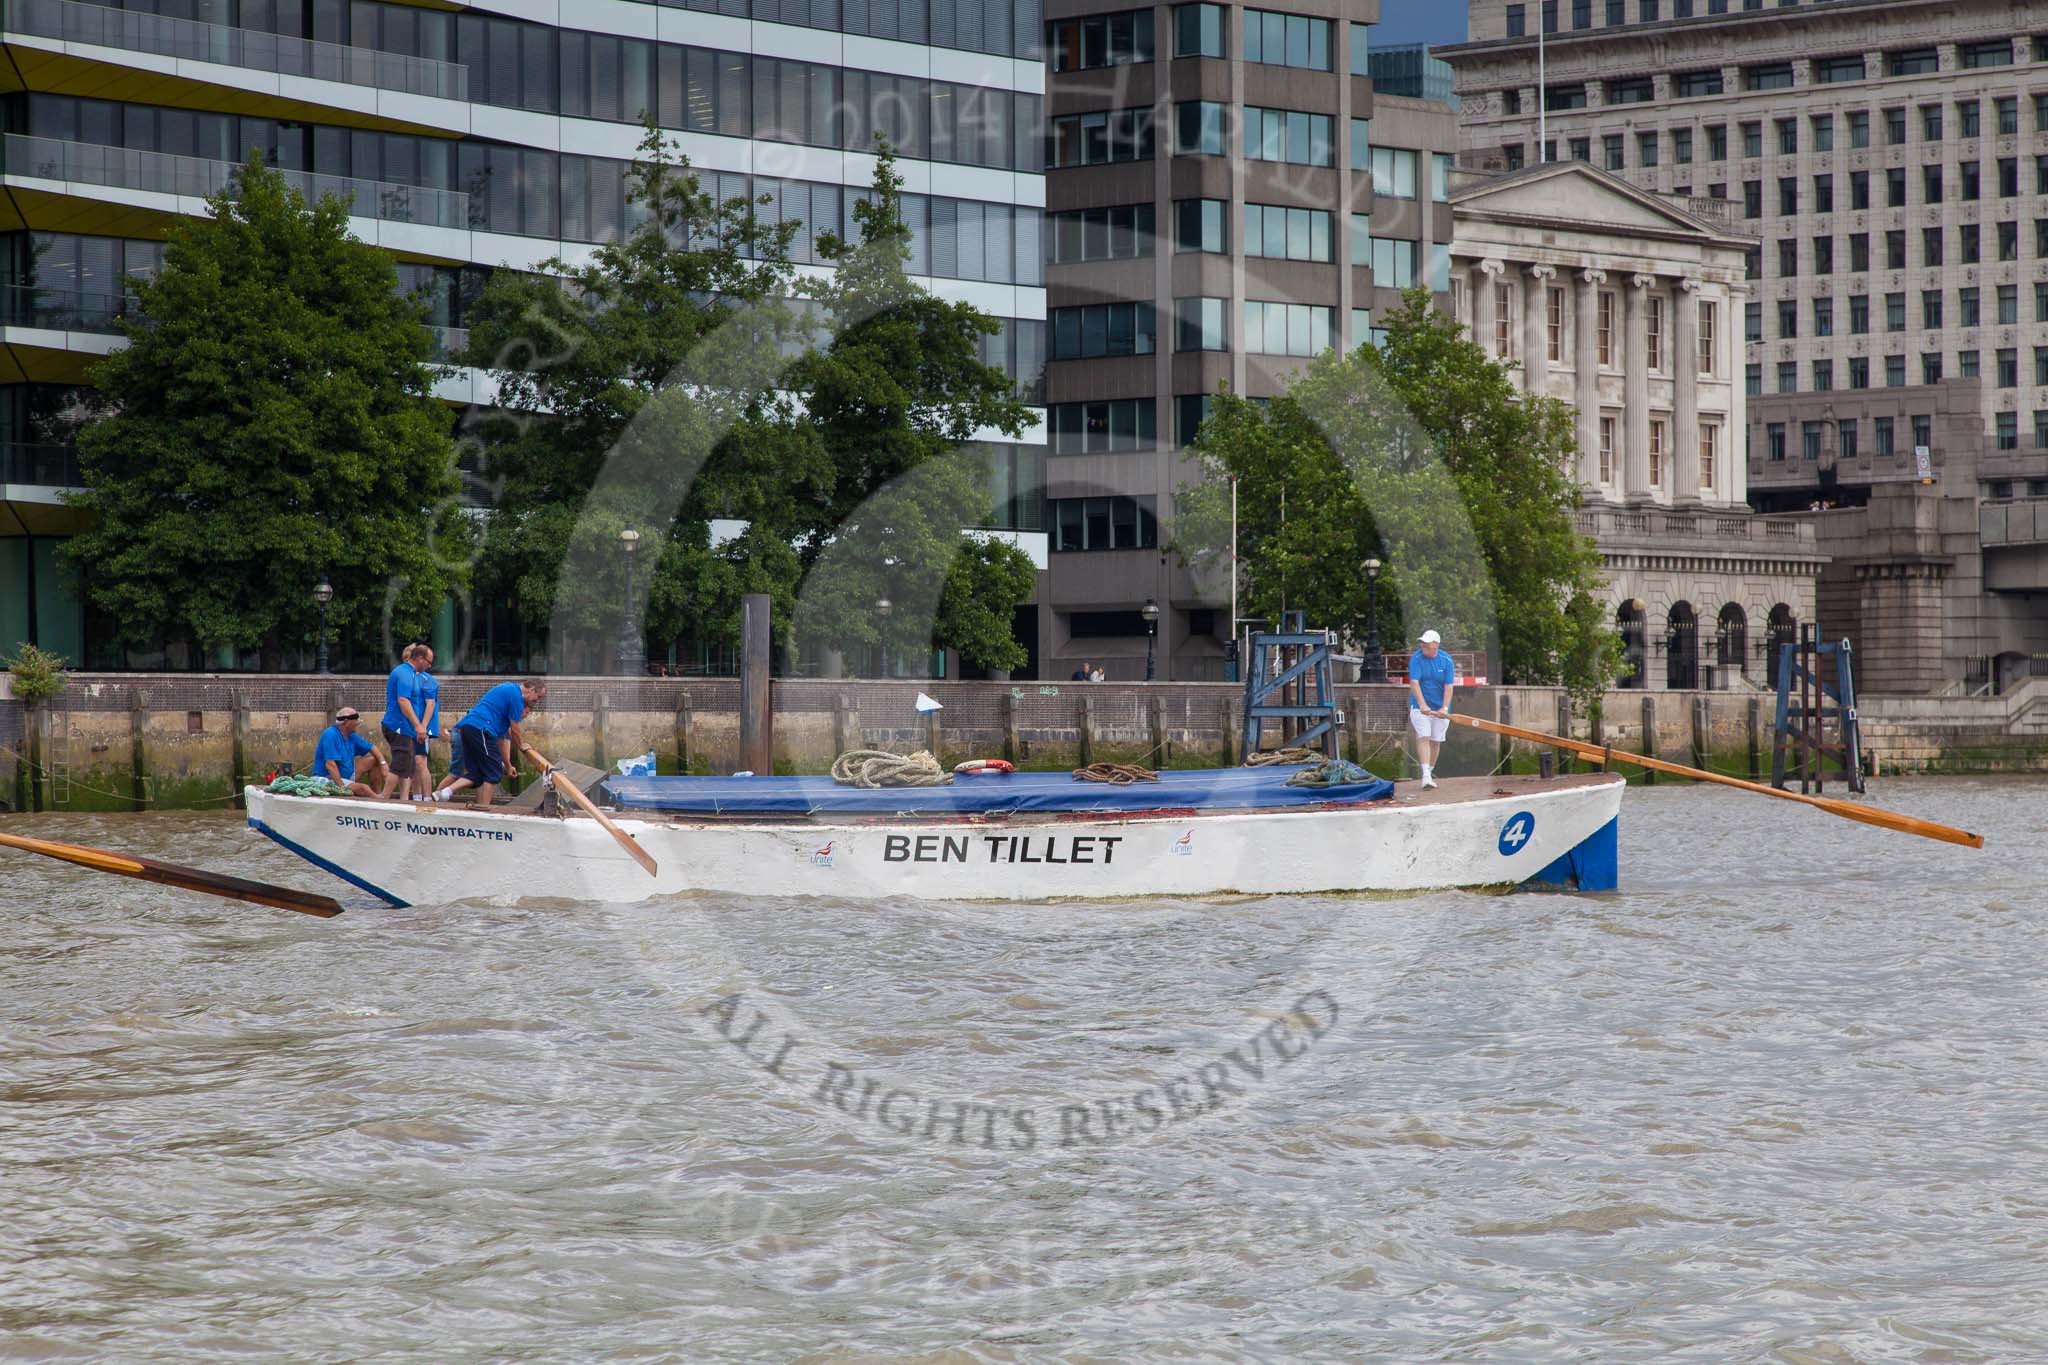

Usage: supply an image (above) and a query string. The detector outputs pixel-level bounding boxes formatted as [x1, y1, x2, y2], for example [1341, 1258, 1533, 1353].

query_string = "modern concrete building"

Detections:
[1439, 0, 2048, 508]
[1037, 0, 1457, 680]
[1448, 159, 1825, 689]
[0, 0, 1047, 673]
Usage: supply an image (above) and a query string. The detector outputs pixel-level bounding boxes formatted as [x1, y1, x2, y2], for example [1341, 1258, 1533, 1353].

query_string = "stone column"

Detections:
[1674, 278, 1701, 503]
[1472, 259, 1505, 358]
[1623, 272, 1653, 501]
[1574, 267, 1605, 489]
[1523, 264, 1556, 394]
[1727, 282, 1749, 507]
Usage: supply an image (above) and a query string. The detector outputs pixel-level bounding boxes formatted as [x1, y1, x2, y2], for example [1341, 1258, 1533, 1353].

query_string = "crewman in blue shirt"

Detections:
[1407, 629, 1457, 790]
[377, 643, 431, 801]
[435, 678, 547, 807]
[312, 707, 389, 797]
[408, 646, 441, 803]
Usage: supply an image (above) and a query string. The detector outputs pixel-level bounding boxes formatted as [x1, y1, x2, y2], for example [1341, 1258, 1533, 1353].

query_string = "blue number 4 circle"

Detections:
[1498, 811, 1536, 857]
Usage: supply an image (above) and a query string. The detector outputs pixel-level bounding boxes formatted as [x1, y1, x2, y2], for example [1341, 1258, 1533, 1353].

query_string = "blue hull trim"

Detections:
[1519, 816, 1620, 893]
[248, 817, 410, 908]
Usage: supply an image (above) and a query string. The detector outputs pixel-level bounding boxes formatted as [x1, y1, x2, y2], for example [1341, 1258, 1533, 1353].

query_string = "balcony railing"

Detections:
[0, 284, 135, 333]
[0, 441, 82, 488]
[6, 0, 467, 101]
[3, 135, 472, 229]
[430, 325, 471, 362]
[1579, 507, 1816, 545]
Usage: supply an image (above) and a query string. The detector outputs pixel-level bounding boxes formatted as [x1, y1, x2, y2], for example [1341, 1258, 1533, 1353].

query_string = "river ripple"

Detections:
[2, 778, 2045, 1361]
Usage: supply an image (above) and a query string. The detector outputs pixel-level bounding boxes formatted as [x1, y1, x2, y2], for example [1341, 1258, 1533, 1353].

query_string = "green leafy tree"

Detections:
[1177, 288, 1618, 695]
[64, 158, 464, 665]
[792, 148, 1038, 673]
[460, 123, 825, 664]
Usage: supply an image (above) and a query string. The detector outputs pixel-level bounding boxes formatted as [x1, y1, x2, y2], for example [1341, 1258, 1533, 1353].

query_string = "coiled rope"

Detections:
[1071, 762, 1158, 784]
[1284, 759, 1379, 788]
[830, 749, 954, 787]
[1245, 746, 1326, 766]
[265, 774, 353, 797]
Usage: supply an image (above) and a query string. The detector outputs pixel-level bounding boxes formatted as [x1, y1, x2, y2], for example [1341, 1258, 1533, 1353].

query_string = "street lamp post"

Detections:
[1361, 558, 1383, 683]
[875, 596, 892, 677]
[618, 528, 644, 676]
[1141, 598, 1160, 681]
[312, 579, 334, 675]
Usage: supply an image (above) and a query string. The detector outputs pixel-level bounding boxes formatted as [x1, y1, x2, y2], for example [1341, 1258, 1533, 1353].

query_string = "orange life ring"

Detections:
[953, 758, 1015, 775]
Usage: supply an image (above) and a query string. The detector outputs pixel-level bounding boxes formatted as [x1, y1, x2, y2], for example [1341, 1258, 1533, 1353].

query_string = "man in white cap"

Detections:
[1407, 629, 1456, 789]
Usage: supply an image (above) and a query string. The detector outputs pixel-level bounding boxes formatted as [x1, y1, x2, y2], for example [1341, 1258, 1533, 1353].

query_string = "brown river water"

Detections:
[1, 778, 2045, 1361]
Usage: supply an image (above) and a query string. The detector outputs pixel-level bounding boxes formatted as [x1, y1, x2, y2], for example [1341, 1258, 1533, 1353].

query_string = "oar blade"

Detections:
[0, 829, 345, 917]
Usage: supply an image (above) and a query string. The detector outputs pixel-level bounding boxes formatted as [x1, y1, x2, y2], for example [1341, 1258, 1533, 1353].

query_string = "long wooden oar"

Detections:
[1446, 712, 1984, 849]
[520, 744, 659, 877]
[0, 828, 345, 916]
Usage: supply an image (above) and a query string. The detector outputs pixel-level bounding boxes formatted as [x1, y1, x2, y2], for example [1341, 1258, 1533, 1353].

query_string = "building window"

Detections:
[1923, 226, 1944, 267]
[1849, 357, 1869, 389]
[1999, 283, 2018, 324]
[1637, 131, 1659, 166]
[1884, 107, 1906, 144]
[1746, 301, 1762, 341]
[1569, 136, 1591, 162]
[1176, 100, 1227, 155]
[1921, 352, 1942, 384]
[1998, 96, 2019, 135]
[1922, 289, 1942, 329]
[1814, 175, 1833, 213]
[1246, 301, 1334, 356]
[1051, 496, 1159, 552]
[1886, 354, 1905, 386]
[1677, 70, 1723, 98]
[1851, 171, 1870, 211]
[1604, 134, 1624, 170]
[1776, 117, 1798, 155]
[1746, 362, 1761, 396]
[2037, 411, 2048, 451]
[1597, 291, 1614, 365]
[1997, 411, 2018, 450]
[1369, 237, 1417, 287]
[1743, 181, 1763, 218]
[1778, 360, 1797, 392]
[1049, 204, 1157, 263]
[1050, 399, 1158, 453]
[1875, 416, 1894, 455]
[1176, 198, 1227, 253]
[1778, 299, 1798, 338]
[1850, 232, 1869, 271]
[1960, 99, 1982, 138]
[1814, 235, 1833, 272]
[1175, 296, 1228, 352]
[1961, 287, 1980, 327]
[1697, 300, 1715, 374]
[1649, 419, 1666, 487]
[1051, 303, 1158, 360]
[1812, 359, 1832, 390]
[1548, 287, 1565, 362]
[1609, 76, 1654, 103]
[1048, 10, 1157, 71]
[1886, 228, 1906, 268]
[1961, 223, 1981, 264]
[1838, 419, 1858, 459]
[1746, 63, 1795, 91]
[1886, 292, 1905, 331]
[1999, 348, 2019, 388]
[1367, 145, 1416, 192]
[1598, 415, 1615, 483]
[1708, 124, 1727, 159]
[1849, 294, 1869, 333]
[1767, 422, 1786, 460]
[1050, 109, 1156, 167]
[1673, 128, 1694, 164]
[1814, 57, 1863, 85]
[1241, 203, 1329, 261]
[1778, 177, 1797, 215]
[1961, 160, 1980, 200]
[1802, 421, 1823, 459]
[1646, 295, 1663, 369]
[1173, 3, 1226, 57]
[1242, 8, 1330, 68]
[1960, 39, 2013, 68]
[1506, 3, 1526, 35]
[1848, 110, 1870, 147]
[1887, 46, 1939, 76]
[1699, 423, 1717, 490]
[1244, 107, 1332, 166]
[1494, 284, 1514, 357]
[2037, 346, 2048, 386]
[1999, 158, 2019, 198]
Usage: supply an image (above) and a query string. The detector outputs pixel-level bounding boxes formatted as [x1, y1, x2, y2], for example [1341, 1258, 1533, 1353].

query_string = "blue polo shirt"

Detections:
[416, 671, 441, 737]
[380, 663, 422, 733]
[314, 724, 373, 778]
[1408, 648, 1457, 710]
[457, 682, 526, 740]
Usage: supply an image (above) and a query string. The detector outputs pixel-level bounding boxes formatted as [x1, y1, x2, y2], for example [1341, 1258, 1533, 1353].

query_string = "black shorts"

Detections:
[456, 725, 504, 784]
[381, 723, 415, 768]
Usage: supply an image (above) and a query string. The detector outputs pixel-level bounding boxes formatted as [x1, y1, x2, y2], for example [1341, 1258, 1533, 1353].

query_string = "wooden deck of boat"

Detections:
[1376, 771, 1620, 808]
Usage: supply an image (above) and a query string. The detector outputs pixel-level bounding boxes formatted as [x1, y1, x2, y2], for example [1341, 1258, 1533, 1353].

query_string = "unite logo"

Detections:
[1170, 829, 1194, 857]
[810, 840, 837, 868]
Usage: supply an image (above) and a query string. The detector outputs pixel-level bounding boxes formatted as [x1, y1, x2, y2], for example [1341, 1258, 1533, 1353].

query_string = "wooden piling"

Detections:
[1746, 696, 1763, 781]
[1497, 692, 1515, 772]
[1079, 694, 1095, 766]
[128, 688, 150, 811]
[674, 691, 692, 775]
[1555, 693, 1573, 773]
[1640, 694, 1656, 786]
[738, 593, 772, 775]
[1150, 695, 1169, 767]
[1000, 689, 1021, 762]
[231, 691, 252, 809]
[592, 690, 611, 772]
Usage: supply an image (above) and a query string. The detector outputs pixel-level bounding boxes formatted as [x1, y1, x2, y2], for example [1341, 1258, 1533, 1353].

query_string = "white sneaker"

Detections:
[1421, 774, 1437, 789]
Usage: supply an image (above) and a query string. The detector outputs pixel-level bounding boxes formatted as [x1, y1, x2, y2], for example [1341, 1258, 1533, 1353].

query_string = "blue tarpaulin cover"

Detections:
[605, 765, 1394, 816]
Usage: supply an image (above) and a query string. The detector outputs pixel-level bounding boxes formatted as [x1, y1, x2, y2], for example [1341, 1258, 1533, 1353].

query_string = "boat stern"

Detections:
[1518, 814, 1620, 892]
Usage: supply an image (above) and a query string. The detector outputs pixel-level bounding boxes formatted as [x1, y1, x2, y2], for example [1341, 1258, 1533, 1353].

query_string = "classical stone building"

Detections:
[1440, 0, 2048, 500]
[1450, 160, 1825, 689]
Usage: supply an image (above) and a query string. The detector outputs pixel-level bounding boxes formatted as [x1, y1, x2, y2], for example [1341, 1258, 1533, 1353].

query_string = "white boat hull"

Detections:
[245, 775, 1625, 906]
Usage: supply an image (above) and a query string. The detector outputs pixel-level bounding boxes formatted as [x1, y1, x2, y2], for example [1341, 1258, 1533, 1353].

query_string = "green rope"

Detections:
[264, 774, 352, 797]
[1284, 759, 1380, 789]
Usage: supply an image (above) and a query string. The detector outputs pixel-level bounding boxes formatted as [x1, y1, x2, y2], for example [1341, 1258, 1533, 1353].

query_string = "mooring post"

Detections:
[1640, 694, 1657, 786]
[1078, 694, 1095, 767]
[1555, 692, 1573, 773]
[738, 593, 772, 775]
[926, 707, 943, 766]
[592, 690, 611, 772]
[1000, 689, 1020, 763]
[231, 691, 252, 810]
[1223, 697, 1243, 766]
[1746, 695, 1763, 781]
[674, 691, 691, 775]
[128, 688, 150, 810]
[1690, 694, 1709, 773]
[1497, 691, 1515, 772]
[834, 692, 856, 760]
[1150, 695, 1169, 768]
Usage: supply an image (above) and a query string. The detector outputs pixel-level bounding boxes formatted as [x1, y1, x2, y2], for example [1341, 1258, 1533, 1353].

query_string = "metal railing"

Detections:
[429, 325, 471, 362]
[0, 442, 82, 488]
[3, 134, 472, 229]
[6, 0, 467, 101]
[0, 284, 135, 333]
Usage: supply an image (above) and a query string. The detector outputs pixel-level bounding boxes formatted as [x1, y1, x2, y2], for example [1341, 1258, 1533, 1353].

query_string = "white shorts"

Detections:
[1409, 709, 1449, 742]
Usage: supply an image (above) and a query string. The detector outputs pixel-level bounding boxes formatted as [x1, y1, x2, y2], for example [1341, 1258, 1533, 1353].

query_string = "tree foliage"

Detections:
[464, 129, 1038, 673]
[1176, 289, 1618, 695]
[64, 158, 465, 662]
